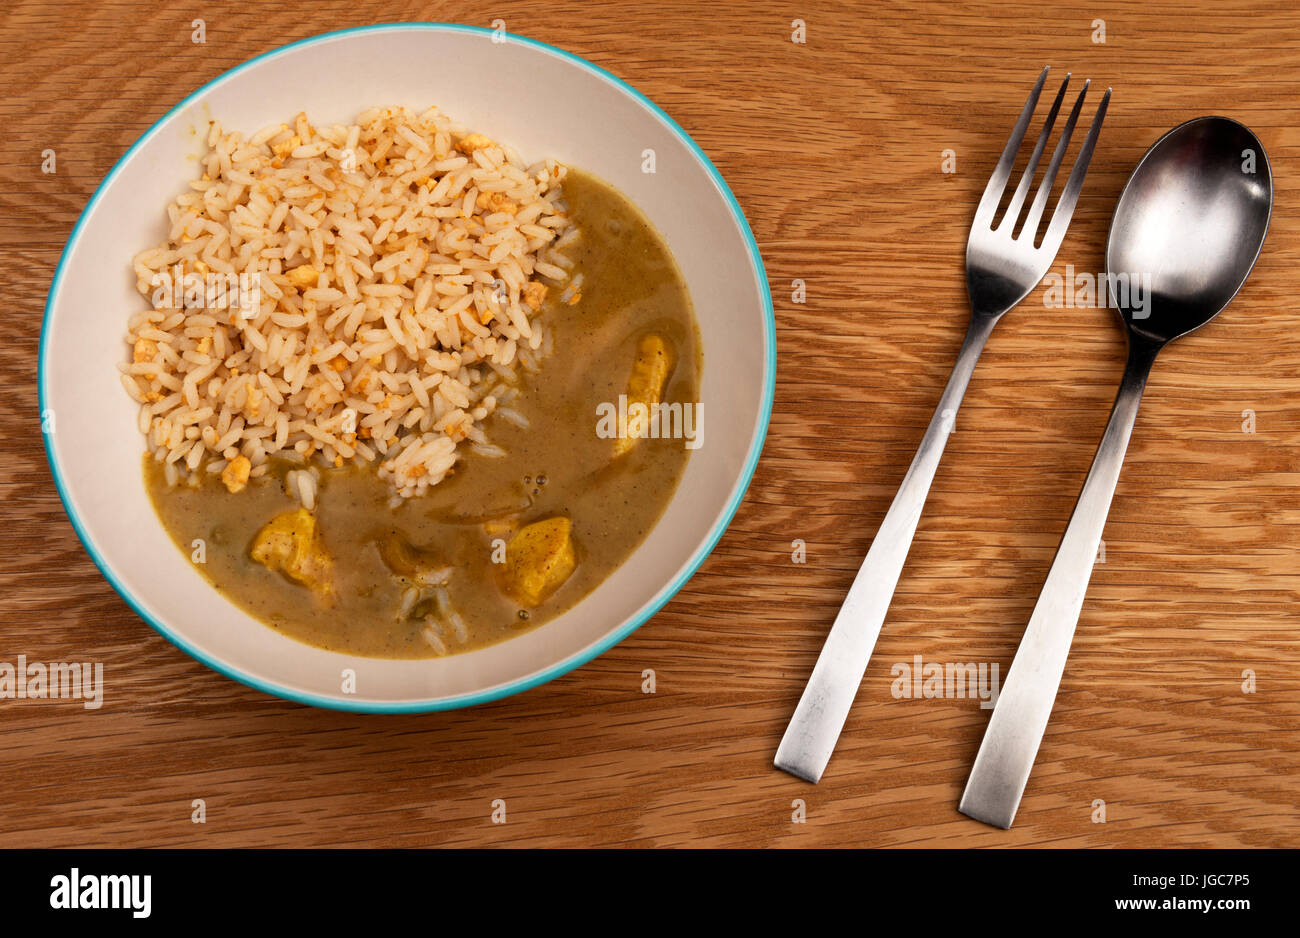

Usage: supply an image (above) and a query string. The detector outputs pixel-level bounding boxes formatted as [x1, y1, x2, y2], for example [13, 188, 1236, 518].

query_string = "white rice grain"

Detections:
[121, 105, 574, 495]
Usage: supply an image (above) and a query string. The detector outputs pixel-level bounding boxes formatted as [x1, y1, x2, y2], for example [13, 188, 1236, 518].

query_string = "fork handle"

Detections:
[775, 313, 999, 782]
[959, 337, 1160, 828]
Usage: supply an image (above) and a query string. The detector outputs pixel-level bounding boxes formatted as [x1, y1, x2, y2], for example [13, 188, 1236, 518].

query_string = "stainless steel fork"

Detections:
[775, 68, 1111, 783]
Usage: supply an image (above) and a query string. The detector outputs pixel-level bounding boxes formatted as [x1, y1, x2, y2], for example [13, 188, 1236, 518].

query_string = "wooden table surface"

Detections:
[2, 0, 1297, 848]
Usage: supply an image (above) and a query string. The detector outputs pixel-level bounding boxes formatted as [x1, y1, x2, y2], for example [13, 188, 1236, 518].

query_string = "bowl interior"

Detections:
[41, 24, 773, 710]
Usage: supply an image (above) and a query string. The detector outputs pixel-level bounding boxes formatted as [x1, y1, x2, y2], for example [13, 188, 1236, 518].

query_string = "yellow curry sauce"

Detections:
[145, 170, 700, 658]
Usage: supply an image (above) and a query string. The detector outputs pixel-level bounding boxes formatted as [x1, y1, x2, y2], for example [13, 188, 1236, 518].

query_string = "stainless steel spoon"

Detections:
[959, 116, 1273, 829]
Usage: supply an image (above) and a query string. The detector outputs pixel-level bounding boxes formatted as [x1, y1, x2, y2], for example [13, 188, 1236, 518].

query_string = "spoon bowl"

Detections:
[1107, 116, 1273, 344]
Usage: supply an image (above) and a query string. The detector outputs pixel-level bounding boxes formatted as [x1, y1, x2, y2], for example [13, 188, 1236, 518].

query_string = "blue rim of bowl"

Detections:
[38, 22, 776, 713]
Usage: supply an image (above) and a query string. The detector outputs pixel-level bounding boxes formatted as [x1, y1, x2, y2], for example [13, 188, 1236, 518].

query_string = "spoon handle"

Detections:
[959, 338, 1160, 828]
[775, 312, 999, 783]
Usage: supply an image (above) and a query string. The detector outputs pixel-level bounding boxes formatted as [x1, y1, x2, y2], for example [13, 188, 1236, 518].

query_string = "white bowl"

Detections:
[40, 23, 774, 711]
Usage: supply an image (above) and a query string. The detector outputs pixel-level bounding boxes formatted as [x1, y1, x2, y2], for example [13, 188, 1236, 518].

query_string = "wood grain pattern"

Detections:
[1, 0, 1297, 848]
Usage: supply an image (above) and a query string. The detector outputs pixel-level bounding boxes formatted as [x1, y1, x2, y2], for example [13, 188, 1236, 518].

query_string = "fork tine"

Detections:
[1018, 80, 1091, 244]
[973, 66, 1050, 229]
[997, 74, 1070, 232]
[1037, 87, 1112, 254]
